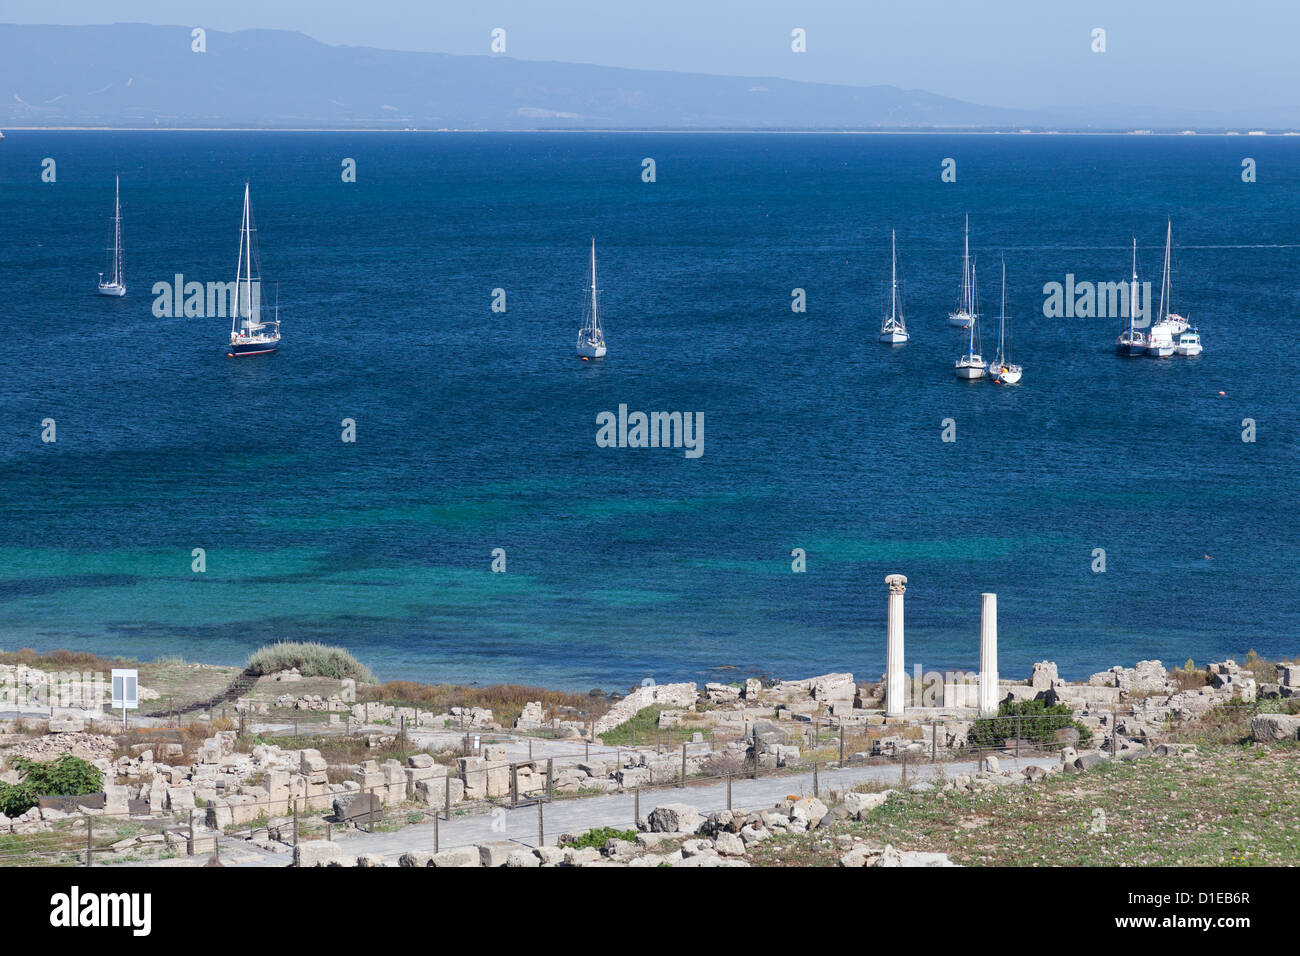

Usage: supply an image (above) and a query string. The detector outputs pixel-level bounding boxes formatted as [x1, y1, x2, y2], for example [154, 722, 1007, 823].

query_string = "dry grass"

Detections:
[359, 681, 609, 730]
[0, 647, 129, 672]
[1169, 658, 1209, 692]
[246, 641, 373, 682]
[1241, 650, 1280, 684]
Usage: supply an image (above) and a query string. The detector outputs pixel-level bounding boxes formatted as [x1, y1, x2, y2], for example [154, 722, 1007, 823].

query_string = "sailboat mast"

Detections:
[590, 239, 598, 333]
[112, 175, 121, 285]
[244, 184, 253, 330]
[890, 230, 897, 321]
[961, 215, 970, 311]
[1129, 237, 1139, 335]
[1158, 219, 1171, 322]
[999, 258, 1007, 361]
[1166, 221, 1172, 316]
[968, 259, 978, 355]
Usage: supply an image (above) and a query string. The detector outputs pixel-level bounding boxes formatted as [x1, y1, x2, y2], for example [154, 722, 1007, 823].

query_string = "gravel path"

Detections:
[211, 753, 1058, 867]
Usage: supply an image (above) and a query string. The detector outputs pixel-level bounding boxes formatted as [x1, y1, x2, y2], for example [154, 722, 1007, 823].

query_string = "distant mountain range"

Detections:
[0, 23, 1285, 131]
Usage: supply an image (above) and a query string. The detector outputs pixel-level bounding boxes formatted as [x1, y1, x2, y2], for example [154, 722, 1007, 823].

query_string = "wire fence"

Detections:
[0, 700, 1286, 866]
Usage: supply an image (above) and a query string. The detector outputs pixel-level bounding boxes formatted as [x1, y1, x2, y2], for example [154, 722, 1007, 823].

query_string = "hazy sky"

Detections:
[3, 0, 1292, 114]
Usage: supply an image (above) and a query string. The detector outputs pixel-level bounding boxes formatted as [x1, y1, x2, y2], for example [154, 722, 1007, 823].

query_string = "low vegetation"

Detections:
[968, 699, 1092, 749]
[0, 647, 130, 672]
[245, 641, 374, 683]
[599, 706, 711, 747]
[0, 755, 104, 817]
[561, 826, 637, 849]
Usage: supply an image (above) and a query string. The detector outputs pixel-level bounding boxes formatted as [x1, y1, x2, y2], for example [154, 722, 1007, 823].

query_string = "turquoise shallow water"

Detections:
[0, 131, 1297, 689]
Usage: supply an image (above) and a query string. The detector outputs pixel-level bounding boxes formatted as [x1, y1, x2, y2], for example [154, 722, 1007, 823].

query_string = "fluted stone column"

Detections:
[979, 592, 998, 717]
[885, 575, 907, 718]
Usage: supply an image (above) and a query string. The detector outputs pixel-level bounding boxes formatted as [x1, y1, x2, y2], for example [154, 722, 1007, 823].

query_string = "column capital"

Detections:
[885, 574, 907, 594]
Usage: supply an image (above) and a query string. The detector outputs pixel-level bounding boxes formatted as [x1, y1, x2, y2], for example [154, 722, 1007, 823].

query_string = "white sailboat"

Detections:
[1154, 219, 1189, 336]
[576, 238, 607, 359]
[878, 230, 909, 344]
[96, 175, 126, 297]
[1154, 221, 1185, 358]
[955, 259, 987, 379]
[1146, 321, 1175, 358]
[1115, 238, 1147, 356]
[948, 215, 976, 328]
[1151, 218, 1201, 358]
[227, 182, 281, 357]
[989, 258, 1022, 385]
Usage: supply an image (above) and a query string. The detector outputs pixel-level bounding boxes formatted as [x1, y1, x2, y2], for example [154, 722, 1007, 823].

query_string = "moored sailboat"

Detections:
[96, 175, 126, 297]
[955, 259, 987, 379]
[988, 258, 1022, 385]
[576, 238, 607, 359]
[1150, 219, 1201, 357]
[1115, 238, 1147, 356]
[878, 230, 909, 345]
[947, 215, 976, 328]
[227, 182, 281, 357]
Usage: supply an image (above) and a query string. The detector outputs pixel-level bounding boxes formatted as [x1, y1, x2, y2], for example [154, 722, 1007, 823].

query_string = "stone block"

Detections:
[477, 841, 515, 867]
[294, 840, 342, 867]
[432, 847, 479, 867]
[1251, 713, 1300, 742]
[645, 803, 703, 834]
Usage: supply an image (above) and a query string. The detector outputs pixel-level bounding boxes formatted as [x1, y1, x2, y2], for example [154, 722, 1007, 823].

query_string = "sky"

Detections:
[2, 0, 1293, 116]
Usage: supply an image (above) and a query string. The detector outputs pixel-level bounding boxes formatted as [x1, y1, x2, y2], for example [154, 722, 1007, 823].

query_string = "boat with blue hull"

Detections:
[229, 338, 279, 357]
[1115, 238, 1146, 356]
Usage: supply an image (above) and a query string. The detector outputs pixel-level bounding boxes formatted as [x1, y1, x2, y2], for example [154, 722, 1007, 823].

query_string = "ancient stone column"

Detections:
[885, 575, 907, 718]
[979, 592, 998, 717]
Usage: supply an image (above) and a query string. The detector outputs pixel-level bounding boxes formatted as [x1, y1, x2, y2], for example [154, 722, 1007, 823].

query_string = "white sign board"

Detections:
[111, 669, 139, 710]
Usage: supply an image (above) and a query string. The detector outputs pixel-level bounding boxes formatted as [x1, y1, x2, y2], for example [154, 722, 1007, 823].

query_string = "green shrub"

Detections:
[560, 826, 637, 849]
[968, 699, 1092, 749]
[0, 755, 104, 816]
[246, 641, 374, 682]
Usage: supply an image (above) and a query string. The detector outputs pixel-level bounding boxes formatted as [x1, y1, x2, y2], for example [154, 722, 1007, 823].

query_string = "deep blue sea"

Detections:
[1, 131, 1297, 690]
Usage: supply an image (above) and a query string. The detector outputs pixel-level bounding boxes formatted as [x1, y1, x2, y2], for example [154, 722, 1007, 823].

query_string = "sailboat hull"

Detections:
[990, 365, 1022, 385]
[947, 313, 972, 328]
[955, 360, 986, 380]
[576, 343, 606, 359]
[229, 340, 279, 357]
[96, 283, 126, 297]
[878, 331, 908, 344]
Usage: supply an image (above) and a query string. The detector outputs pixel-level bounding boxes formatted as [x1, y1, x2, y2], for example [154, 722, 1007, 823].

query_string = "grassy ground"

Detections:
[747, 742, 1300, 867]
[598, 706, 719, 747]
[138, 660, 243, 713]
